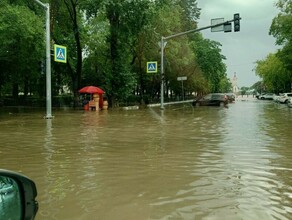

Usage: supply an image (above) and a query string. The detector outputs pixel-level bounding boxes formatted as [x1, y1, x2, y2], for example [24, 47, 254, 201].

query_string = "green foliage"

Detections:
[240, 86, 249, 95]
[270, 0, 292, 45]
[255, 53, 290, 93]
[51, 0, 85, 98]
[0, 2, 44, 97]
[191, 34, 227, 93]
[251, 81, 264, 93]
[218, 77, 232, 93]
[277, 42, 292, 73]
[0, 0, 231, 107]
[154, 4, 194, 96]
[177, 0, 201, 33]
[256, 0, 292, 93]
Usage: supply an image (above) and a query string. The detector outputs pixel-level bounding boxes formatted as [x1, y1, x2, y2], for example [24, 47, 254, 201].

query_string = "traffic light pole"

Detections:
[34, 0, 53, 119]
[160, 16, 240, 109]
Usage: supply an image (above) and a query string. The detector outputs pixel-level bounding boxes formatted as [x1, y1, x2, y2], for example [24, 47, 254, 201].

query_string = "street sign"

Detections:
[54, 44, 67, 63]
[177, 76, 187, 81]
[147, 61, 158, 73]
[211, 18, 224, 32]
[177, 76, 187, 100]
[224, 22, 232, 32]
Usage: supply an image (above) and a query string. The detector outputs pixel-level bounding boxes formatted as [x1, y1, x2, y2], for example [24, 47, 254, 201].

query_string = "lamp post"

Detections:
[160, 37, 165, 110]
[34, 0, 52, 119]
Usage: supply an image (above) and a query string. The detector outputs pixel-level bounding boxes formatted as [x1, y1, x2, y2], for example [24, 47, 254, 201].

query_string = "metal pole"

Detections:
[44, 4, 52, 119]
[160, 37, 164, 110]
[34, 0, 46, 7]
[34, 0, 53, 118]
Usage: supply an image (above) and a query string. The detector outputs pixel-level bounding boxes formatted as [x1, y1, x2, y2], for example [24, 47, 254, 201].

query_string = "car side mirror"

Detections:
[0, 169, 38, 220]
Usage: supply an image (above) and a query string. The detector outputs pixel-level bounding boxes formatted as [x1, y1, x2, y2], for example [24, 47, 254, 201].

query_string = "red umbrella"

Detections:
[78, 86, 105, 94]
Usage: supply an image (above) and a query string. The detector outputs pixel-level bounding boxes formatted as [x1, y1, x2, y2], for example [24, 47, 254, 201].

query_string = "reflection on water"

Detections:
[0, 101, 291, 220]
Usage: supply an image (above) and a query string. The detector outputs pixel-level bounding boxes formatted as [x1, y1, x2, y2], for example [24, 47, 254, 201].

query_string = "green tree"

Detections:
[270, 0, 292, 46]
[82, 10, 109, 89]
[251, 81, 265, 94]
[191, 34, 227, 93]
[50, 0, 87, 106]
[255, 53, 289, 93]
[0, 0, 232, 107]
[0, 2, 44, 99]
[240, 86, 249, 96]
[218, 77, 232, 93]
[104, 1, 138, 107]
[146, 2, 206, 100]
[177, 0, 200, 32]
[269, 0, 292, 90]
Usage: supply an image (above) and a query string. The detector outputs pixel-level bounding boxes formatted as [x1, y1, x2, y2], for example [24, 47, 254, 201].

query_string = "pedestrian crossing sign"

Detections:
[147, 61, 158, 73]
[54, 44, 67, 63]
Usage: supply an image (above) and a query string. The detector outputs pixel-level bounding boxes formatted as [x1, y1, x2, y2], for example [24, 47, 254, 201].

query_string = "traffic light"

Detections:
[234, 13, 240, 32]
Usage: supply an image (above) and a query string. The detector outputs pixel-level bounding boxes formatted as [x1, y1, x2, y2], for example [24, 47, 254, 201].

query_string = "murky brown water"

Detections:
[0, 100, 291, 220]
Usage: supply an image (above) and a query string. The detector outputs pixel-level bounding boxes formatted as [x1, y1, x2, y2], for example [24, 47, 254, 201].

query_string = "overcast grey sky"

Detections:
[196, 0, 280, 87]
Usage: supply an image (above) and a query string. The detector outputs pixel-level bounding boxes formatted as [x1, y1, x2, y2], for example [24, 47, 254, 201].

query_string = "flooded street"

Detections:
[0, 99, 291, 220]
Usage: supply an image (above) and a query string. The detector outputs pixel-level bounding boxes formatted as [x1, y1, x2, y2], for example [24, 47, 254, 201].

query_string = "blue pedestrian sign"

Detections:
[147, 61, 158, 73]
[54, 44, 67, 63]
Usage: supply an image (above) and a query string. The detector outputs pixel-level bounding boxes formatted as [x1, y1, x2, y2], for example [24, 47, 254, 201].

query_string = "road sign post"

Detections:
[177, 76, 187, 100]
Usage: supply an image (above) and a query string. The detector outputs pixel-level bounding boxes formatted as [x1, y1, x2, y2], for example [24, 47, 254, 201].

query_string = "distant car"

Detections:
[192, 93, 228, 107]
[278, 93, 292, 104]
[225, 93, 235, 103]
[259, 93, 275, 100]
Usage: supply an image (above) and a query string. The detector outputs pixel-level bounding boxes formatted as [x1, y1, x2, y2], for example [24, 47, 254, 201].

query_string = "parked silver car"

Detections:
[273, 94, 281, 102]
[278, 93, 292, 104]
[259, 93, 275, 100]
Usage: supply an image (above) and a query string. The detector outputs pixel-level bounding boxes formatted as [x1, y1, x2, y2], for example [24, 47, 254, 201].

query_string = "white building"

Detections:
[231, 72, 239, 94]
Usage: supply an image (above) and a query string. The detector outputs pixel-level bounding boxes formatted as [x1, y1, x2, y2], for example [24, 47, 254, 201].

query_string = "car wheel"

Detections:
[219, 102, 225, 107]
[195, 102, 200, 107]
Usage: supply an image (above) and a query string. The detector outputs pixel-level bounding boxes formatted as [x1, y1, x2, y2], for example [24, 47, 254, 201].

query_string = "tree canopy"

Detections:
[255, 0, 292, 93]
[0, 1, 44, 98]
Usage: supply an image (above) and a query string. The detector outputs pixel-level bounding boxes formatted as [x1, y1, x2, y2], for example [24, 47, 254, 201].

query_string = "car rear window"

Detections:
[212, 94, 223, 99]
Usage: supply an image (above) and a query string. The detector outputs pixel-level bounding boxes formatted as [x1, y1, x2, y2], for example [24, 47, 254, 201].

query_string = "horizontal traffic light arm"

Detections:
[164, 16, 241, 41]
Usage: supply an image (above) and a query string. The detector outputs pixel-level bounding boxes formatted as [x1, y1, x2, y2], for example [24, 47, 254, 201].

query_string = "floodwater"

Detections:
[0, 99, 291, 220]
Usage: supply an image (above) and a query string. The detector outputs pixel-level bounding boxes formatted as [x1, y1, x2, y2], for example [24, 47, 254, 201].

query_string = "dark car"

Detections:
[225, 93, 236, 102]
[192, 93, 228, 107]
